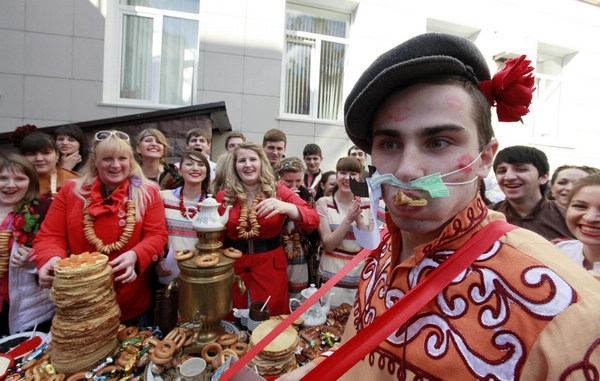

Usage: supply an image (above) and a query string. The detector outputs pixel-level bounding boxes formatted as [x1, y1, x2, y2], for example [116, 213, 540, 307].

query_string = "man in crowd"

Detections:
[348, 145, 369, 179]
[225, 132, 245, 152]
[262, 128, 287, 169]
[302, 143, 323, 197]
[282, 33, 600, 380]
[185, 127, 216, 180]
[490, 145, 573, 240]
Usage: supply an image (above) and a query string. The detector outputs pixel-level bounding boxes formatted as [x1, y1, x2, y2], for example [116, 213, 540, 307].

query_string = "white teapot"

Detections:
[185, 194, 232, 232]
[289, 284, 334, 327]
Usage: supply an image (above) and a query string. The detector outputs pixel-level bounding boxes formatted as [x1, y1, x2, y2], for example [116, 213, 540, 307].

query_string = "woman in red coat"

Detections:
[34, 130, 167, 325]
[216, 142, 319, 316]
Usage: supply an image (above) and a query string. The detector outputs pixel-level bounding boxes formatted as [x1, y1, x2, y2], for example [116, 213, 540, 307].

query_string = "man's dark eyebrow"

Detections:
[373, 125, 464, 139]
[417, 125, 464, 137]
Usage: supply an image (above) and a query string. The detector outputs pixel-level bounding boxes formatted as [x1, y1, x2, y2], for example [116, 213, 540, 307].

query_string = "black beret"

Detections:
[344, 33, 491, 153]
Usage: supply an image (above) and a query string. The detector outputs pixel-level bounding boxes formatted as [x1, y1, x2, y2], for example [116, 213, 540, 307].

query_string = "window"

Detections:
[532, 52, 564, 139]
[106, 0, 200, 107]
[282, 5, 350, 121]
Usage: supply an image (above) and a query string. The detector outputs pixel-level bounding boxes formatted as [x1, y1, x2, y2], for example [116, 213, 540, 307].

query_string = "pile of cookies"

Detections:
[327, 302, 352, 329]
[50, 252, 121, 374]
[297, 324, 343, 362]
[0, 230, 13, 280]
[248, 319, 298, 377]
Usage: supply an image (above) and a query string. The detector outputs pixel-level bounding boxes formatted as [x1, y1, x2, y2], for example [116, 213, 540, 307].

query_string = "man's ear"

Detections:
[476, 139, 499, 179]
[539, 172, 550, 186]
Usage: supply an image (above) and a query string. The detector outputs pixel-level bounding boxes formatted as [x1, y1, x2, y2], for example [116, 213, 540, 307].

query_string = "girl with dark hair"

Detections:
[20, 132, 78, 199]
[315, 170, 336, 200]
[135, 128, 182, 190]
[0, 154, 53, 335]
[54, 124, 89, 173]
[215, 142, 319, 316]
[157, 151, 211, 283]
[315, 157, 373, 308]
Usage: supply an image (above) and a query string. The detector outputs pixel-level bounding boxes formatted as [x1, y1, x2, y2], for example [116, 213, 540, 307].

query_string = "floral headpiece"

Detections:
[10, 124, 38, 147]
[477, 55, 536, 123]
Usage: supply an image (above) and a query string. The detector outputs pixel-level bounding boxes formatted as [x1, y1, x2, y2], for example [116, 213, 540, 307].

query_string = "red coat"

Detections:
[34, 180, 167, 321]
[216, 185, 319, 315]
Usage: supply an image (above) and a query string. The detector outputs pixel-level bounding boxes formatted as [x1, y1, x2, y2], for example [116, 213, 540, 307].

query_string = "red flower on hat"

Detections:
[478, 55, 535, 122]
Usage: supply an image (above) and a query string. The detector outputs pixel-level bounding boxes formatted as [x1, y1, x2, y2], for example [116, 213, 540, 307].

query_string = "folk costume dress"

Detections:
[315, 195, 600, 380]
[159, 188, 205, 285]
[0, 199, 53, 334]
[38, 165, 78, 200]
[216, 185, 319, 316]
[317, 195, 372, 308]
[34, 178, 168, 321]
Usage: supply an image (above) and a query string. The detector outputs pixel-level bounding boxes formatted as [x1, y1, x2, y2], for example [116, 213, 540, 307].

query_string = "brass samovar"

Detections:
[167, 195, 245, 353]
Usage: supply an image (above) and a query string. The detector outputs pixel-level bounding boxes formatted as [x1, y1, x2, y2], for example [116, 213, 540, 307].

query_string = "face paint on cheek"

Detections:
[456, 154, 475, 173]
[445, 94, 464, 110]
[387, 106, 411, 122]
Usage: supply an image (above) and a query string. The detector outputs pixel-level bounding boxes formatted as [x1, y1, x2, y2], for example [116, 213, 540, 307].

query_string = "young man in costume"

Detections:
[281, 33, 600, 380]
[491, 145, 573, 240]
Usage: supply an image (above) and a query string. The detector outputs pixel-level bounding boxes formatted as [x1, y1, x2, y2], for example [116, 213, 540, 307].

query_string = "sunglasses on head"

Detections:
[94, 130, 130, 142]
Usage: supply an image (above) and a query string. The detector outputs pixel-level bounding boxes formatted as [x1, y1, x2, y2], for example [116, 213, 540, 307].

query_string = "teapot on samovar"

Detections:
[185, 194, 232, 232]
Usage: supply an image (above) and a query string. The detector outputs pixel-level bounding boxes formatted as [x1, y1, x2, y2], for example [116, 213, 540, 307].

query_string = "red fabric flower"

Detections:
[12, 214, 25, 230]
[12, 230, 28, 245]
[478, 55, 535, 122]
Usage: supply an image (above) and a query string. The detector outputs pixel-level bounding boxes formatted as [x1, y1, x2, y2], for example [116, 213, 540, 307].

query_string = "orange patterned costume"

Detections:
[317, 196, 600, 379]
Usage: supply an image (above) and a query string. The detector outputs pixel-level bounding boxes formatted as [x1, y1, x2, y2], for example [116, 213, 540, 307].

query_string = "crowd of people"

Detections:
[1, 32, 600, 379]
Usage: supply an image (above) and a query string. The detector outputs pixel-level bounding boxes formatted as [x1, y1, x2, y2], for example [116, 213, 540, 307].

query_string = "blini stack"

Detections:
[50, 252, 121, 374]
[249, 319, 299, 377]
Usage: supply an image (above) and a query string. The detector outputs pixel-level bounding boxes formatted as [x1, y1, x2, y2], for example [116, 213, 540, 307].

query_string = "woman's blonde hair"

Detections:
[223, 142, 276, 205]
[277, 156, 305, 175]
[135, 128, 171, 170]
[74, 131, 156, 220]
[210, 152, 233, 194]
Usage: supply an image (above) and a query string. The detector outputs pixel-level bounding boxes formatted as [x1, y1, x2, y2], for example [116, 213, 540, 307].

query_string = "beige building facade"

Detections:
[1, 0, 599, 172]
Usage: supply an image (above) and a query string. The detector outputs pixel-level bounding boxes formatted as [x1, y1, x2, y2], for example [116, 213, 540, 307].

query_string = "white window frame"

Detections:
[280, 4, 350, 123]
[103, 1, 201, 108]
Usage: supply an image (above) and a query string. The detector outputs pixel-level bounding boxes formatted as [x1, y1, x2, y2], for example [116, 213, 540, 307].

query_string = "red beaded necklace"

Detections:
[179, 187, 205, 218]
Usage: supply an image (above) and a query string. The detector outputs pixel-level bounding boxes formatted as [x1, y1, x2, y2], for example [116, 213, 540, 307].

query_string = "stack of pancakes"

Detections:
[249, 319, 299, 377]
[50, 252, 121, 374]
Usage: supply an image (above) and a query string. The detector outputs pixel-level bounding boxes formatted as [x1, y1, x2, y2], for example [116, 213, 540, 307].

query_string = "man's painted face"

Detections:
[371, 83, 496, 241]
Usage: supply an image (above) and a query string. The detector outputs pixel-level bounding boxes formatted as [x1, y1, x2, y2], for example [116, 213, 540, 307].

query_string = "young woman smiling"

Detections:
[20, 132, 78, 199]
[216, 142, 319, 316]
[157, 151, 211, 284]
[316, 156, 373, 308]
[0, 154, 53, 335]
[135, 128, 182, 190]
[54, 124, 89, 173]
[554, 173, 600, 275]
